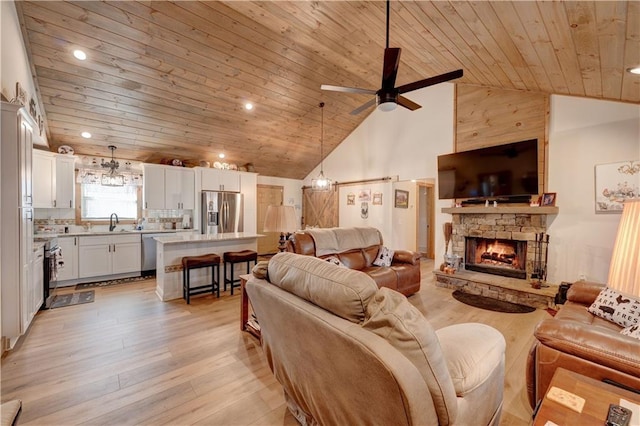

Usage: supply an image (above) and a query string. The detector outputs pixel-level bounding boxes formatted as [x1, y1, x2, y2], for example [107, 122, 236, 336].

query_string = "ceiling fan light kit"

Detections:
[321, 0, 463, 115]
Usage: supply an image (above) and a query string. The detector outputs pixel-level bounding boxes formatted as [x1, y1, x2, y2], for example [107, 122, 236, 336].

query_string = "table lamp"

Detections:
[263, 205, 297, 252]
[607, 199, 640, 297]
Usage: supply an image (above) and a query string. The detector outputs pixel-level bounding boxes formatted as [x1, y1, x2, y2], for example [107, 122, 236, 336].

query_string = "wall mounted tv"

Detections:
[437, 139, 538, 200]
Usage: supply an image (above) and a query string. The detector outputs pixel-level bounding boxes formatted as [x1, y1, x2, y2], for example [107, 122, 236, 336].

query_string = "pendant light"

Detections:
[101, 145, 125, 186]
[311, 102, 333, 191]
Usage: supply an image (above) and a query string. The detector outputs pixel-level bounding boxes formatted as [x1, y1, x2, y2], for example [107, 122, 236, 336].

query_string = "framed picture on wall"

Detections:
[358, 189, 371, 202]
[394, 189, 409, 208]
[595, 161, 640, 213]
[347, 193, 355, 205]
[372, 192, 382, 205]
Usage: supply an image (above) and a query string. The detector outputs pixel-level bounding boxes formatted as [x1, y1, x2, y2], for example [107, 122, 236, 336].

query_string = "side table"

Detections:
[240, 274, 260, 340]
[533, 368, 640, 425]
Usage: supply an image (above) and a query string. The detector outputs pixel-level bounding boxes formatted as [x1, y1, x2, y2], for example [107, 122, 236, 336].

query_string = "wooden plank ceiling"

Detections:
[16, 1, 640, 179]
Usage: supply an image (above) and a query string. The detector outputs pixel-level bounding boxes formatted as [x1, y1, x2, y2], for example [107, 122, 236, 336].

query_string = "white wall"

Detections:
[1, 1, 48, 146]
[305, 83, 455, 259]
[257, 175, 303, 228]
[547, 95, 640, 284]
[338, 181, 393, 242]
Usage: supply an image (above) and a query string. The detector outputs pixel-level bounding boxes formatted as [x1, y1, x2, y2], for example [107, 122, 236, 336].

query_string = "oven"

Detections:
[42, 237, 61, 309]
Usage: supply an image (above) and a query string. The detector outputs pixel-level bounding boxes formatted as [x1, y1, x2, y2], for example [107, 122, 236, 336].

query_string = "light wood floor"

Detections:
[2, 260, 548, 425]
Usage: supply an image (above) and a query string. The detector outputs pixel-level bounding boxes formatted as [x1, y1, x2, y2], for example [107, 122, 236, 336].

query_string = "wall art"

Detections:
[360, 202, 369, 219]
[595, 160, 640, 213]
[372, 192, 382, 205]
[394, 189, 409, 208]
[346, 193, 355, 205]
[14, 82, 27, 106]
[358, 189, 371, 202]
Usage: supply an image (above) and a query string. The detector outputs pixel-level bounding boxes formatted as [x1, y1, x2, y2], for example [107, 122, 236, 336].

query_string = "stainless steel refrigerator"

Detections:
[201, 191, 243, 234]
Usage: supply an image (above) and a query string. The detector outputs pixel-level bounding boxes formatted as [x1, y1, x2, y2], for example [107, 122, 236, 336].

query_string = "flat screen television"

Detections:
[437, 139, 538, 200]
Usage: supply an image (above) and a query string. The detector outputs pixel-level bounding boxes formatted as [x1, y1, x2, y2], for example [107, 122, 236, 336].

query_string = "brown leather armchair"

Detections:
[286, 228, 421, 296]
[526, 281, 640, 408]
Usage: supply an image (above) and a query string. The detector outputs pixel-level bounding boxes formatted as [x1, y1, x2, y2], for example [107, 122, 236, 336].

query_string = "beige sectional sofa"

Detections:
[246, 252, 506, 425]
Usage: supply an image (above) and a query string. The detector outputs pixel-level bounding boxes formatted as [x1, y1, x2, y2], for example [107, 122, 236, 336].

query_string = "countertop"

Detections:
[34, 229, 195, 238]
[154, 232, 264, 245]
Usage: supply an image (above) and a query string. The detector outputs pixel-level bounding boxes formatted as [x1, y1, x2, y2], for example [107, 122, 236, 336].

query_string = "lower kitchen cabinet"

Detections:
[79, 234, 141, 279]
[56, 236, 79, 281]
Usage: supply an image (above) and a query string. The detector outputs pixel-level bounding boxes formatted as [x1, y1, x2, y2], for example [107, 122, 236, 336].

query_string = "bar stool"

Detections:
[223, 250, 258, 295]
[182, 253, 221, 304]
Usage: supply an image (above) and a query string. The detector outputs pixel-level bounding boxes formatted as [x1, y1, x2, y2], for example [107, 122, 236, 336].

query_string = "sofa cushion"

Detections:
[587, 287, 640, 328]
[362, 287, 458, 425]
[267, 252, 378, 323]
[373, 246, 395, 267]
[306, 227, 382, 256]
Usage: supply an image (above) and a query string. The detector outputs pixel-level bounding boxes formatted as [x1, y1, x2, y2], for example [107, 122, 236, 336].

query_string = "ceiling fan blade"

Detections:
[350, 98, 377, 115]
[397, 96, 421, 111]
[396, 69, 464, 94]
[381, 47, 401, 90]
[321, 84, 376, 95]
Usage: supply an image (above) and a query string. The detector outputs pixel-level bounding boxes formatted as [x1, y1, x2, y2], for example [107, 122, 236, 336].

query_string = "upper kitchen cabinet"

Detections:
[33, 150, 56, 208]
[32, 150, 76, 209]
[143, 164, 194, 210]
[199, 167, 241, 192]
[56, 155, 75, 208]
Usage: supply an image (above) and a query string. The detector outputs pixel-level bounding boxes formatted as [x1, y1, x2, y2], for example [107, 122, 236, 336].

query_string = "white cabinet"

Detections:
[57, 236, 79, 281]
[200, 168, 240, 192]
[143, 164, 194, 210]
[32, 151, 75, 209]
[33, 150, 56, 208]
[79, 234, 141, 278]
[29, 246, 44, 327]
[1, 102, 39, 349]
[56, 156, 75, 208]
[165, 168, 195, 209]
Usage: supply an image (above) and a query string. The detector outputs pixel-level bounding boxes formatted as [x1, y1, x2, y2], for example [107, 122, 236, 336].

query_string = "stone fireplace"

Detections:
[435, 206, 559, 309]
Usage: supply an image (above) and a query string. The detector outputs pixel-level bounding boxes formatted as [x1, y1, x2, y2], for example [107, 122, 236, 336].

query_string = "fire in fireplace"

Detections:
[465, 237, 527, 279]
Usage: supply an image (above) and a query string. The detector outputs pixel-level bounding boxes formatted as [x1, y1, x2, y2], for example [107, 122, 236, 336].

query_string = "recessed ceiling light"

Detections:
[73, 49, 87, 60]
[218, 153, 225, 159]
[244, 102, 253, 111]
[627, 66, 640, 75]
[81, 131, 92, 138]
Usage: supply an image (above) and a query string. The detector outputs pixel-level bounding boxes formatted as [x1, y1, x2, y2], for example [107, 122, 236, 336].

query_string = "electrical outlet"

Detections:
[578, 274, 586, 281]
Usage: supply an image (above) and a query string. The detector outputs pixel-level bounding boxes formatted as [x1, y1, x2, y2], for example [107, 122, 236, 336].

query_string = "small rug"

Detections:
[75, 275, 153, 290]
[452, 290, 536, 313]
[50, 291, 94, 309]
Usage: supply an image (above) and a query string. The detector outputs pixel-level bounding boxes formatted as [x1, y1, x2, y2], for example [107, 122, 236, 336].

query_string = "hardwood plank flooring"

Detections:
[2, 260, 548, 425]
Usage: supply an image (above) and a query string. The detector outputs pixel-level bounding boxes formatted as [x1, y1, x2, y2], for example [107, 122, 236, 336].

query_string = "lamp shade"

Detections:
[263, 205, 297, 233]
[607, 199, 640, 297]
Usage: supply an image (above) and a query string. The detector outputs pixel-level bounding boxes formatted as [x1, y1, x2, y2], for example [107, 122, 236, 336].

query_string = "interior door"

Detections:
[302, 186, 338, 228]
[257, 185, 284, 255]
[416, 183, 435, 259]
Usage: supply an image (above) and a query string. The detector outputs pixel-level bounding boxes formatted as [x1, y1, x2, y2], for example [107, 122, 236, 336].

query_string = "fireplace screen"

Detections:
[465, 237, 527, 279]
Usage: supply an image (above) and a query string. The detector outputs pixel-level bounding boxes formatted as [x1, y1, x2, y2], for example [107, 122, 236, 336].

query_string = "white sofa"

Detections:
[246, 252, 506, 425]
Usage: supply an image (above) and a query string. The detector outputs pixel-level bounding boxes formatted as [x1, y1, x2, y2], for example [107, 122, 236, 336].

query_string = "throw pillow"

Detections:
[251, 260, 269, 280]
[373, 246, 395, 267]
[587, 288, 640, 328]
[621, 324, 640, 340]
[324, 256, 347, 268]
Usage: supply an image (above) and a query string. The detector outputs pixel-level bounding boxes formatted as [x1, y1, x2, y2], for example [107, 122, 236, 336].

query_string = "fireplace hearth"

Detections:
[465, 237, 527, 279]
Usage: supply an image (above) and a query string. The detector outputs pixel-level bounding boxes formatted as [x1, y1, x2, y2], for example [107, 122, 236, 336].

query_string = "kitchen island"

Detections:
[154, 232, 263, 301]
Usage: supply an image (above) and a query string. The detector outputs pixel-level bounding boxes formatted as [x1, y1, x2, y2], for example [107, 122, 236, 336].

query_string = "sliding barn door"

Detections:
[302, 187, 338, 229]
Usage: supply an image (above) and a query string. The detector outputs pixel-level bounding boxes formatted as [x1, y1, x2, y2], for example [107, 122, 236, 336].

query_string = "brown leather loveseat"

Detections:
[286, 227, 421, 296]
[526, 281, 640, 408]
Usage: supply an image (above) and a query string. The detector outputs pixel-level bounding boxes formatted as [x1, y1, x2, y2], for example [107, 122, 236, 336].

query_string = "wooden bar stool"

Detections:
[223, 250, 258, 295]
[182, 253, 221, 304]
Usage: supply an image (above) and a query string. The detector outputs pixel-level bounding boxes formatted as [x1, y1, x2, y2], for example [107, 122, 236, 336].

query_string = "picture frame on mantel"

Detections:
[541, 192, 556, 207]
[594, 160, 640, 213]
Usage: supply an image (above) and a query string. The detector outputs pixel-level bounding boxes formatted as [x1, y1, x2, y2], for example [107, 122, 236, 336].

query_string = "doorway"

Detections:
[257, 184, 284, 255]
[302, 186, 338, 228]
[416, 183, 435, 259]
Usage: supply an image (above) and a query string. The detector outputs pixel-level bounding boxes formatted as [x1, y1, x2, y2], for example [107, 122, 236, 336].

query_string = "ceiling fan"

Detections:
[321, 0, 463, 115]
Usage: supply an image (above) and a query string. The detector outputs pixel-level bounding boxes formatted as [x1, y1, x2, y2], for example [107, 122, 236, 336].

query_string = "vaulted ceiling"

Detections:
[16, 1, 640, 179]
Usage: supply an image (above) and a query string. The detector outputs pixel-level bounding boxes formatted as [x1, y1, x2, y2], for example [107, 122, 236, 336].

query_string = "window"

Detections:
[81, 184, 138, 220]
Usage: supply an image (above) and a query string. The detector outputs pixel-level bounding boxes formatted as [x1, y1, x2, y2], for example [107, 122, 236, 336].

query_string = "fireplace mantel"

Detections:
[442, 206, 559, 215]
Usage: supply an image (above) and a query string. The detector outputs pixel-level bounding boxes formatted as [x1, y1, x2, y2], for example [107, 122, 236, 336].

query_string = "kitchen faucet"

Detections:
[109, 213, 119, 232]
